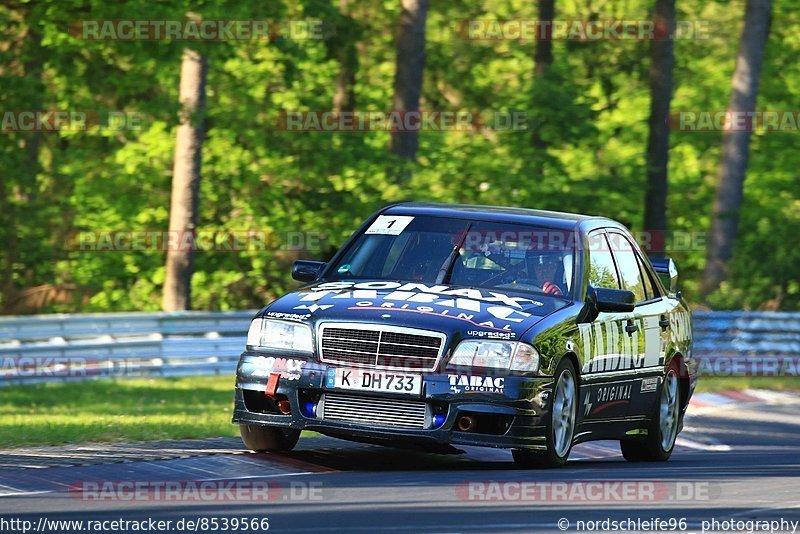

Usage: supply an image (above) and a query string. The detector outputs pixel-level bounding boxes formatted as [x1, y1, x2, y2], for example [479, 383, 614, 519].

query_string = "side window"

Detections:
[608, 232, 647, 302]
[587, 233, 620, 289]
[636, 253, 659, 300]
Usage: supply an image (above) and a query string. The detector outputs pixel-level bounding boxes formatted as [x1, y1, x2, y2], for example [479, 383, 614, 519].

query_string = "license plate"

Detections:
[326, 368, 422, 395]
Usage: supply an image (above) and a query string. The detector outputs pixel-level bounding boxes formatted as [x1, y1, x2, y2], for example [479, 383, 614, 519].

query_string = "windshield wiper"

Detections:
[435, 223, 472, 284]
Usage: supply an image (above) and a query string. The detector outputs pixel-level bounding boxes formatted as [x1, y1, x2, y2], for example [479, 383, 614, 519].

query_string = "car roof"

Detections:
[383, 202, 623, 232]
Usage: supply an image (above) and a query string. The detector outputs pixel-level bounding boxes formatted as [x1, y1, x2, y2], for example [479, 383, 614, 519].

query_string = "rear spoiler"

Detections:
[649, 257, 678, 294]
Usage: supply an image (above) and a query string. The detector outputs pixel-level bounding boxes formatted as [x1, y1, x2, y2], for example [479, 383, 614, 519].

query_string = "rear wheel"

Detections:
[514, 359, 577, 469]
[621, 360, 681, 462]
[239, 424, 300, 452]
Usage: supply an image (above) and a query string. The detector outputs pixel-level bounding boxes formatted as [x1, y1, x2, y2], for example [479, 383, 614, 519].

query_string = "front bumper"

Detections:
[232, 351, 554, 451]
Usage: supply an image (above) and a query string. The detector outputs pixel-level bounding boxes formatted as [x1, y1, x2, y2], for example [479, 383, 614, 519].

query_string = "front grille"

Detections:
[321, 393, 429, 429]
[319, 324, 445, 371]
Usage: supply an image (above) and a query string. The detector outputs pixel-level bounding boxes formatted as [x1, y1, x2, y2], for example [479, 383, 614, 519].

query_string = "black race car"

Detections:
[233, 203, 695, 467]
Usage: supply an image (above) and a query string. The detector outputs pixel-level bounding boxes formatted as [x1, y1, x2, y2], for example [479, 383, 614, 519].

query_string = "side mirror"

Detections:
[594, 287, 636, 313]
[590, 285, 635, 312]
[649, 257, 678, 294]
[292, 260, 325, 282]
[577, 286, 635, 323]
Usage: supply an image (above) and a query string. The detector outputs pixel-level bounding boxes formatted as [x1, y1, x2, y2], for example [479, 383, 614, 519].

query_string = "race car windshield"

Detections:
[328, 215, 575, 299]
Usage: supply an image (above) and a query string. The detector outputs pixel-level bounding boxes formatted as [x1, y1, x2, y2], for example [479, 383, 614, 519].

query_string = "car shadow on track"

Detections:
[257, 435, 632, 472]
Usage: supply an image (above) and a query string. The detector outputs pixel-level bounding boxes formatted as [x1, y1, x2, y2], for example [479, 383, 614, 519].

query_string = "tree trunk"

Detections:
[701, 0, 772, 298]
[22, 25, 43, 204]
[643, 0, 676, 256]
[531, 0, 554, 151]
[2, 22, 44, 310]
[533, 0, 554, 78]
[333, 0, 358, 113]
[0, 171, 16, 312]
[163, 48, 208, 312]
[388, 0, 429, 171]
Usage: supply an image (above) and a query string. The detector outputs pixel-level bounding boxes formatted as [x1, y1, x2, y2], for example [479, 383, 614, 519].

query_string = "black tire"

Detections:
[513, 358, 578, 469]
[239, 424, 301, 452]
[621, 359, 682, 462]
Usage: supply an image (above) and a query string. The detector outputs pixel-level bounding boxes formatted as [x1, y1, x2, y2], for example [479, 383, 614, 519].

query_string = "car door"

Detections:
[606, 230, 666, 418]
[579, 230, 639, 421]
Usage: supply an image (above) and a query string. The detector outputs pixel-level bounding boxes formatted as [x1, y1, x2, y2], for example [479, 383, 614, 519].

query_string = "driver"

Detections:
[529, 251, 566, 296]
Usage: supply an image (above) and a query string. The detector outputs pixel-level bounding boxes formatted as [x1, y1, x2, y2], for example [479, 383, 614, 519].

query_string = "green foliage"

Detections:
[0, 0, 798, 313]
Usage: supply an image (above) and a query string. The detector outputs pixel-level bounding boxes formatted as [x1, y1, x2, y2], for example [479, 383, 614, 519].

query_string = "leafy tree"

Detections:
[0, 0, 798, 313]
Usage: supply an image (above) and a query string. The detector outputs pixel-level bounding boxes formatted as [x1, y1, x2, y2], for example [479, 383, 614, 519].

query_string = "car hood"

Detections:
[261, 280, 568, 342]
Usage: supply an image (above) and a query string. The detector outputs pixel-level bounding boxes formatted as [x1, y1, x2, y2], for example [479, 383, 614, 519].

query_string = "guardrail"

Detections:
[692, 311, 800, 357]
[0, 310, 795, 386]
[0, 310, 257, 386]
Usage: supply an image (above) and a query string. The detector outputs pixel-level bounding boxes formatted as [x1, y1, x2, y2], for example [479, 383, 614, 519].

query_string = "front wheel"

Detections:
[514, 359, 577, 469]
[621, 360, 681, 462]
[240, 424, 300, 452]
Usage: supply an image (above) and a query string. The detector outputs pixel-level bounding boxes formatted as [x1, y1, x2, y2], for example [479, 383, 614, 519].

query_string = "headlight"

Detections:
[246, 318, 313, 352]
[447, 340, 540, 372]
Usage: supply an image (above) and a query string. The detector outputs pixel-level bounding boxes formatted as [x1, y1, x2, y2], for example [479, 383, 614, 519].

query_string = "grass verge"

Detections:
[0, 376, 238, 448]
[694, 376, 800, 393]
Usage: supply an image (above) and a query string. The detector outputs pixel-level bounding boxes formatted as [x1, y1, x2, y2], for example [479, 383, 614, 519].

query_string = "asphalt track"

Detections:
[1, 395, 799, 534]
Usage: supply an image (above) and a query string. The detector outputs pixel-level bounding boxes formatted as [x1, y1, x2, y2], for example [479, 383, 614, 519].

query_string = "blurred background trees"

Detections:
[0, 0, 797, 314]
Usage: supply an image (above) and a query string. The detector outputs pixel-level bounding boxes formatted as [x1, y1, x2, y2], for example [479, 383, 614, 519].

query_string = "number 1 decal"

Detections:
[364, 215, 415, 236]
